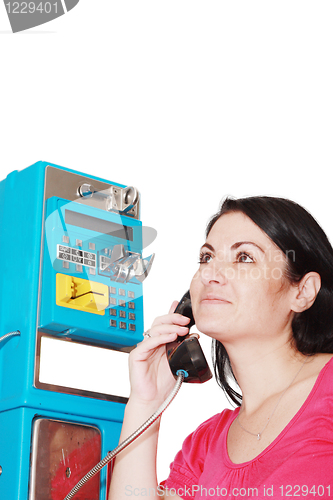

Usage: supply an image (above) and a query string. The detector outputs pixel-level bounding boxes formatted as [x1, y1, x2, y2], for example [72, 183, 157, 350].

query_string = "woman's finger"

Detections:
[151, 311, 191, 328]
[147, 323, 189, 338]
[168, 300, 179, 314]
[132, 332, 178, 359]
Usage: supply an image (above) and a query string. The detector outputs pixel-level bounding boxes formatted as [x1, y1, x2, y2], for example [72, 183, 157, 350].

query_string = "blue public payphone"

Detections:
[0, 161, 154, 499]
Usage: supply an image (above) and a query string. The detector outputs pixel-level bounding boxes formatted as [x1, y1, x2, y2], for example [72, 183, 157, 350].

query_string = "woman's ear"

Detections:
[291, 272, 321, 313]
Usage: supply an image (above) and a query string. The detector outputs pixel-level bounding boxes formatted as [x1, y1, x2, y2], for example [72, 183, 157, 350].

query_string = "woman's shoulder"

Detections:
[202, 407, 237, 426]
[187, 406, 238, 443]
[309, 353, 333, 385]
[169, 407, 238, 470]
[300, 353, 333, 409]
[313, 353, 333, 391]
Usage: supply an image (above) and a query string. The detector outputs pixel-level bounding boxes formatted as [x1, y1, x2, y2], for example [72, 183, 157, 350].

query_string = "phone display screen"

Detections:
[65, 209, 133, 241]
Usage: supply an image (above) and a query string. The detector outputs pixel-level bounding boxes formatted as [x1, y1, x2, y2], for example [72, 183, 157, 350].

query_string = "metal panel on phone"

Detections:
[43, 165, 140, 219]
[29, 418, 101, 500]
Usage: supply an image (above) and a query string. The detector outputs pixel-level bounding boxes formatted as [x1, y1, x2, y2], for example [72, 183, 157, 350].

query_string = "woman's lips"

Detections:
[201, 296, 231, 304]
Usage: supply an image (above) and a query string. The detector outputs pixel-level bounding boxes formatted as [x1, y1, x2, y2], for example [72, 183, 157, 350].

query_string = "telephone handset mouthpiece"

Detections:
[166, 290, 212, 384]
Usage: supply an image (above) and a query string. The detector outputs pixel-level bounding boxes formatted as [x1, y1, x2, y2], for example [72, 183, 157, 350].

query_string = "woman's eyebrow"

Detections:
[200, 243, 215, 252]
[231, 241, 265, 253]
[200, 241, 265, 254]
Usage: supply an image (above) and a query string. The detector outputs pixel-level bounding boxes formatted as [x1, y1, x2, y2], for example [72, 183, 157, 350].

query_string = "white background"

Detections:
[1, 0, 333, 482]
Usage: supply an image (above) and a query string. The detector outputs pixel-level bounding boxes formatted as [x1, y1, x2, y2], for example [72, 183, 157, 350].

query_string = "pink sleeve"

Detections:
[160, 414, 220, 499]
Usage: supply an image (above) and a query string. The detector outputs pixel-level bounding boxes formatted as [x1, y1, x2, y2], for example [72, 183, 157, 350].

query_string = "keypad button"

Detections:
[119, 311, 126, 318]
[128, 302, 135, 309]
[72, 255, 83, 264]
[84, 258, 95, 267]
[119, 289, 126, 296]
[100, 255, 109, 269]
[84, 252, 96, 261]
[59, 252, 70, 260]
[129, 324, 136, 331]
[119, 300, 126, 307]
[71, 249, 83, 257]
[59, 245, 70, 254]
[129, 313, 136, 320]
[110, 320, 117, 327]
[110, 287, 116, 295]
[128, 291, 135, 298]
[109, 309, 117, 316]
[110, 297, 116, 305]
[120, 322, 127, 329]
[89, 242, 96, 250]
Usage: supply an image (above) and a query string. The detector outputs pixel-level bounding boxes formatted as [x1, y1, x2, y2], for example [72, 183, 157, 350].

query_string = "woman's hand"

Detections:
[128, 301, 191, 405]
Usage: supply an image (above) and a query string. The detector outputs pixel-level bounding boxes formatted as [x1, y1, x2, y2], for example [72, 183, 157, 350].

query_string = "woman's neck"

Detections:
[225, 337, 309, 415]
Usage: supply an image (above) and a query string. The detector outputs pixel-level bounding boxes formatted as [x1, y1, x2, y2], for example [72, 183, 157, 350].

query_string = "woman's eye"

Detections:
[236, 252, 254, 263]
[199, 252, 213, 264]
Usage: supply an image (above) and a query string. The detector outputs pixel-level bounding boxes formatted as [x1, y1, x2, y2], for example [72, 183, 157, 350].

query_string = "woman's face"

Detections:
[190, 211, 296, 345]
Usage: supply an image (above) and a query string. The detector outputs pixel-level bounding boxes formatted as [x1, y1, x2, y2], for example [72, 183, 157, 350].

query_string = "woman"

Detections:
[109, 196, 333, 500]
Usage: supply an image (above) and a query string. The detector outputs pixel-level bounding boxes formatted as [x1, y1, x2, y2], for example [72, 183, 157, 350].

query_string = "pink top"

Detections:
[161, 357, 333, 499]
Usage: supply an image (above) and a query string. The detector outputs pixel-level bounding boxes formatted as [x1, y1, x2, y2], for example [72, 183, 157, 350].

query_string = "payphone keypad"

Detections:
[108, 287, 136, 332]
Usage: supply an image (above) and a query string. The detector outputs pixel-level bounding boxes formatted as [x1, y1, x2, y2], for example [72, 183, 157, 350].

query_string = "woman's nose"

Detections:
[200, 260, 229, 285]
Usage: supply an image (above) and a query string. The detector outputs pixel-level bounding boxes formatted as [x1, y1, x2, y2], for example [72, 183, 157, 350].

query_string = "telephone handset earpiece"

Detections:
[166, 291, 212, 383]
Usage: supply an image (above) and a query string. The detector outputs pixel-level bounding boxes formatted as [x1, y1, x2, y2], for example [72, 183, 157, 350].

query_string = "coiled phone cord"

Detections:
[63, 370, 186, 500]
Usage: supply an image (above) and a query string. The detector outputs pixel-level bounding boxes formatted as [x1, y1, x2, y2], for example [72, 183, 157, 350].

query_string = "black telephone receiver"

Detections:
[166, 291, 212, 383]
